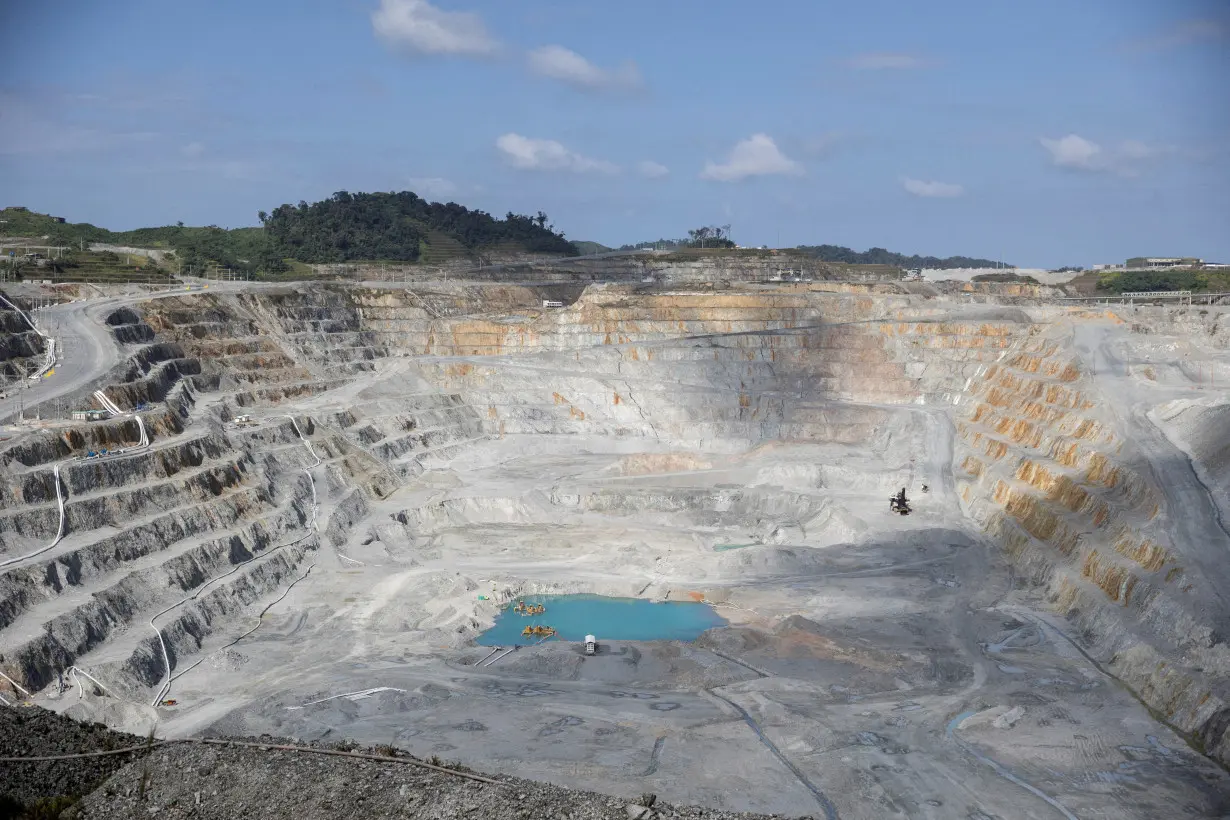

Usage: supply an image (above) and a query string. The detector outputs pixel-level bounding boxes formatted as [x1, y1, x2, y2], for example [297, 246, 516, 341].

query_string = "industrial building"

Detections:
[1126, 256, 1203, 269]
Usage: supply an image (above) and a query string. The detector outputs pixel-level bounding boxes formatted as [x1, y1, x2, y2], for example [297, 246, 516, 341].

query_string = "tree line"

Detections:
[619, 225, 736, 251]
[615, 228, 1001, 266]
[11, 191, 578, 276]
[260, 191, 576, 263]
[794, 244, 1004, 269]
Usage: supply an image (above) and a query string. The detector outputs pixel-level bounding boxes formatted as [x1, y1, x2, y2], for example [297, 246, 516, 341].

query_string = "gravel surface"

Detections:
[0, 706, 146, 811]
[1, 708, 810, 820]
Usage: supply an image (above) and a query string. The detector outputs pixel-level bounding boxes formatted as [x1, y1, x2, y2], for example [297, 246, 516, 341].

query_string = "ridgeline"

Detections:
[1, 191, 577, 279]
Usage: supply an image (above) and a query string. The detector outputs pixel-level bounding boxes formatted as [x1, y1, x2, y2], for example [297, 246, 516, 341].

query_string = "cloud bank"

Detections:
[527, 46, 643, 92]
[636, 160, 669, 179]
[496, 133, 617, 174]
[371, 0, 499, 57]
[1039, 133, 1169, 176]
[700, 134, 802, 182]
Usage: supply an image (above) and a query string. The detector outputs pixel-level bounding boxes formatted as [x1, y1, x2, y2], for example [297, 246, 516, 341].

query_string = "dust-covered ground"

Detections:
[5, 284, 1230, 819]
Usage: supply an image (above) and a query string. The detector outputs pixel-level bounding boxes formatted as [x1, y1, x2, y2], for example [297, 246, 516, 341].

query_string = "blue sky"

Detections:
[1, 0, 1227, 267]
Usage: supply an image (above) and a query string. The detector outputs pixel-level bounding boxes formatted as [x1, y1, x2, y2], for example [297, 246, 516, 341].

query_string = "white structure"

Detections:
[585, 634, 597, 655]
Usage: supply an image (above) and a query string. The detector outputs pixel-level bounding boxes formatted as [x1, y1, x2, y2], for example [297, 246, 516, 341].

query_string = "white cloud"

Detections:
[495, 133, 617, 174]
[845, 52, 931, 70]
[408, 176, 457, 198]
[371, 0, 499, 58]
[527, 45, 642, 92]
[180, 141, 205, 158]
[636, 160, 669, 179]
[700, 134, 802, 182]
[1040, 134, 1104, 170]
[901, 177, 964, 198]
[1039, 134, 1171, 176]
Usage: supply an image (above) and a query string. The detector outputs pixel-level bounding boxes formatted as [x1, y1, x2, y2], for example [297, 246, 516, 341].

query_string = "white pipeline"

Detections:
[0, 292, 56, 378]
[0, 669, 33, 699]
[150, 416, 322, 706]
[0, 462, 65, 569]
[159, 561, 317, 699]
[93, 389, 123, 416]
[481, 647, 517, 666]
[288, 686, 408, 710]
[63, 666, 122, 702]
[0, 395, 152, 571]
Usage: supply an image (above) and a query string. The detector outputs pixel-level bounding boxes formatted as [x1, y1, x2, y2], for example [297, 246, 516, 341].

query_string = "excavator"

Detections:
[521, 624, 556, 638]
[889, 487, 911, 515]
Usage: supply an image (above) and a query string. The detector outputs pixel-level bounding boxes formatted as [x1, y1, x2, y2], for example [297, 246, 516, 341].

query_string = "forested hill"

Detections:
[794, 245, 1005, 269]
[1, 191, 576, 275]
[261, 191, 576, 263]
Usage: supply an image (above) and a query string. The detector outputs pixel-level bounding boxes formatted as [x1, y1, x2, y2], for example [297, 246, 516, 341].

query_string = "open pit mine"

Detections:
[2, 271, 1230, 819]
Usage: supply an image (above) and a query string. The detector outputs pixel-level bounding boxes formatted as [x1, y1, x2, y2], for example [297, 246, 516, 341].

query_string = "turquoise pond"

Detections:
[476, 594, 728, 646]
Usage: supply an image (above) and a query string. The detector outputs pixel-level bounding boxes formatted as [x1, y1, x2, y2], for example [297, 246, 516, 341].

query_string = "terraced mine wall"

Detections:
[0, 292, 400, 698]
[952, 316, 1230, 762]
[497, 254, 901, 284]
[0, 292, 46, 381]
[323, 254, 901, 285]
[4, 281, 1230, 774]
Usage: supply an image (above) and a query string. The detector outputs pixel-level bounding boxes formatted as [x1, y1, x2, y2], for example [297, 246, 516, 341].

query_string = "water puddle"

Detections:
[477, 594, 727, 646]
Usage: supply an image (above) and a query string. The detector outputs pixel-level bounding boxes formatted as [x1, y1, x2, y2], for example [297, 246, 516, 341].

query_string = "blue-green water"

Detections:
[477, 594, 727, 646]
[713, 543, 758, 552]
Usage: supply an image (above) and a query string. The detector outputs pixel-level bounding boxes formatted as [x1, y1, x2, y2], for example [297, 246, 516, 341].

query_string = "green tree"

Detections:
[686, 225, 735, 248]
[260, 192, 575, 263]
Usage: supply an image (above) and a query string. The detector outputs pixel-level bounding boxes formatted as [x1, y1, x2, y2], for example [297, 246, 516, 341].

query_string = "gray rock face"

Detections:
[2, 282, 1230, 817]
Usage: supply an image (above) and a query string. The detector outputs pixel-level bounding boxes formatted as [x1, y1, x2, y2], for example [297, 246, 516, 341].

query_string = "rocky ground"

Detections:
[0, 707, 805, 820]
[0, 707, 139, 813]
[5, 283, 1230, 818]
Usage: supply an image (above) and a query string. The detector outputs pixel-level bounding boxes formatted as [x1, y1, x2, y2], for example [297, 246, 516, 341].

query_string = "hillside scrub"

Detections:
[794, 244, 1004, 269]
[1, 194, 577, 277]
[1095, 269, 1230, 293]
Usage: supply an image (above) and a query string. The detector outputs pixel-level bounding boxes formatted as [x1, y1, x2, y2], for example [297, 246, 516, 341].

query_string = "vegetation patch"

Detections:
[795, 244, 1003, 269]
[972, 272, 1041, 284]
[1095, 269, 1230, 294]
[262, 191, 576, 264]
[1, 192, 577, 281]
